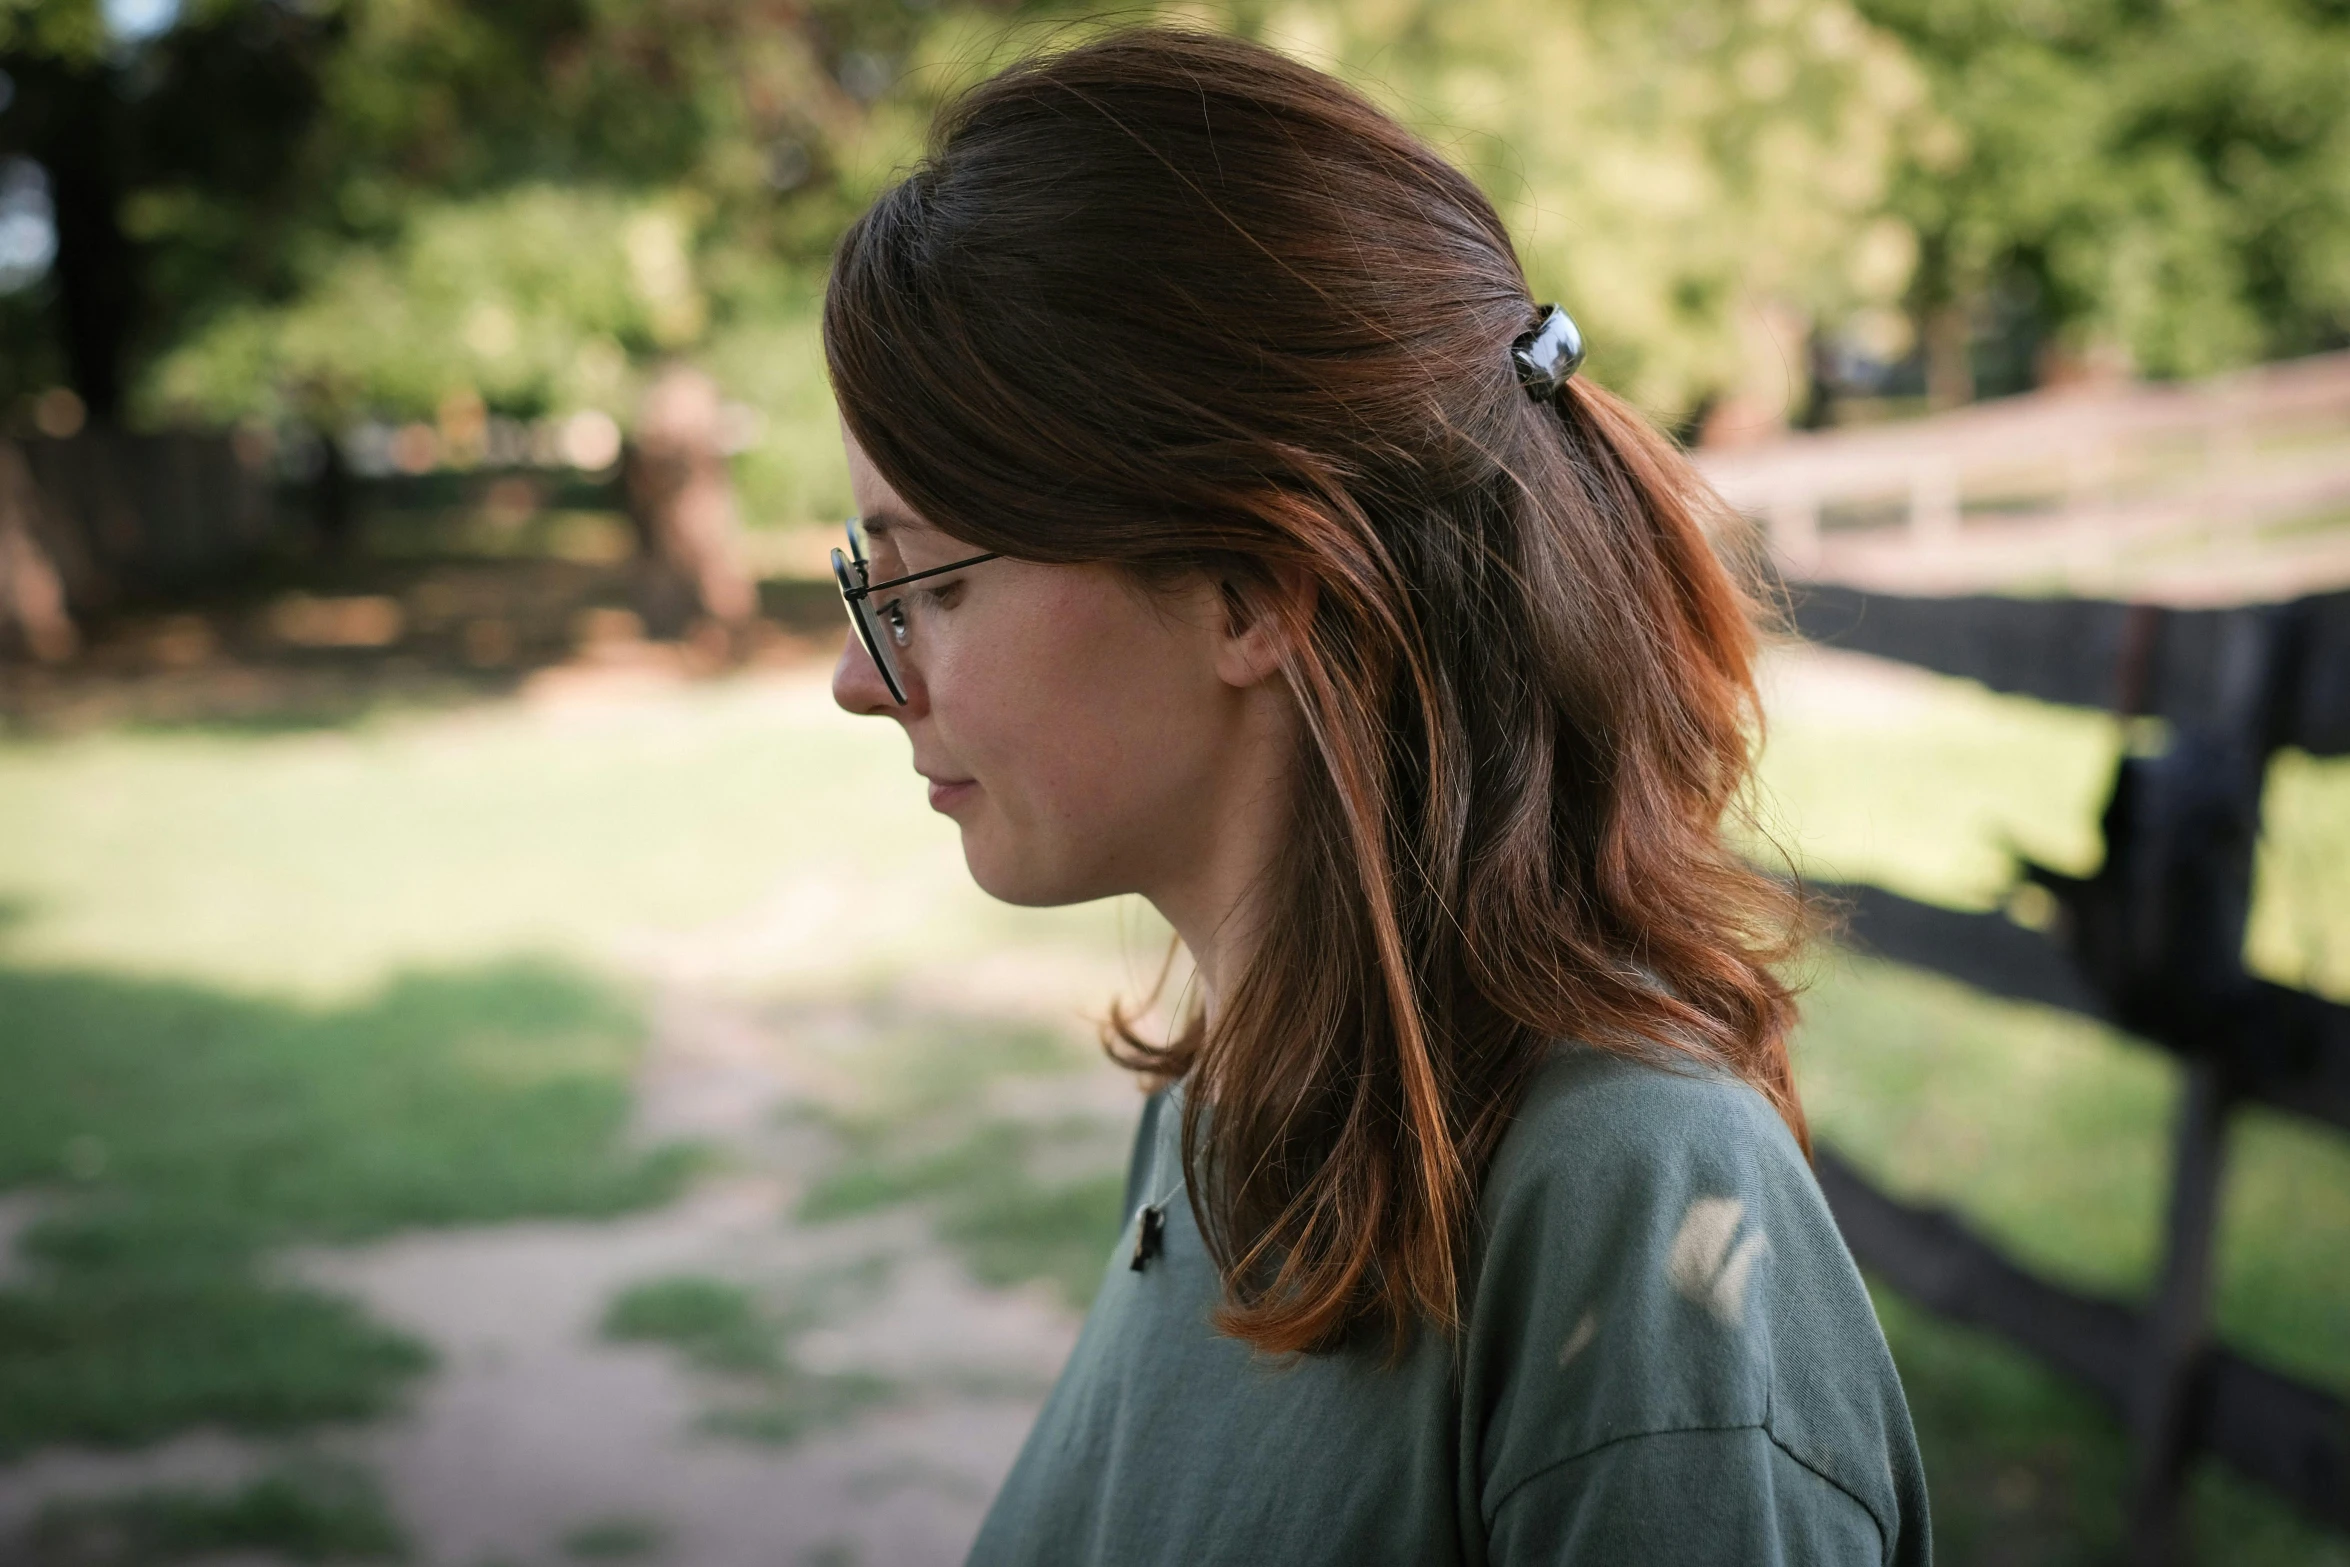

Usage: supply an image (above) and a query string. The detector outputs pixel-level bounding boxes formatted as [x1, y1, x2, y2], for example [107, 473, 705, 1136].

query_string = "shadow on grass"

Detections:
[0, 955, 698, 1456]
[1878, 1288, 2350, 1567]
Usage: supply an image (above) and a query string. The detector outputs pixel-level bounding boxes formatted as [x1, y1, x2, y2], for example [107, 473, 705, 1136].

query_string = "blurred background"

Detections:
[0, 0, 2346, 1563]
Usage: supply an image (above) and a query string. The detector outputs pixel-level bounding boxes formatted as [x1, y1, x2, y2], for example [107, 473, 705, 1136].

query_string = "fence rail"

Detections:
[1815, 1149, 2350, 1532]
[1792, 582, 2350, 1563]
[1706, 352, 2350, 595]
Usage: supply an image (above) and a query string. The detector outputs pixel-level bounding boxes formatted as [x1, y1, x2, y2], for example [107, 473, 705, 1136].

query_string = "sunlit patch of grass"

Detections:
[790, 1014, 1130, 1311]
[0, 664, 1137, 1465]
[0, 957, 695, 1454]
[0, 676, 1133, 1003]
[2214, 1107, 2350, 1393]
[603, 1276, 782, 1376]
[2248, 749, 2350, 1002]
[803, 1118, 1127, 1311]
[27, 1461, 405, 1566]
[601, 1271, 897, 1448]
[1751, 653, 2123, 909]
[559, 1514, 667, 1560]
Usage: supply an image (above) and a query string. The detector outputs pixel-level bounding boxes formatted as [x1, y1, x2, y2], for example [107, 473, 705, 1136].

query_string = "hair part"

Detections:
[824, 26, 1809, 1356]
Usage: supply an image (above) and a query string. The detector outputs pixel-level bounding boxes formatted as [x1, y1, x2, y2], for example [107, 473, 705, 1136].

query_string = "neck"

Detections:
[1144, 688, 1297, 1032]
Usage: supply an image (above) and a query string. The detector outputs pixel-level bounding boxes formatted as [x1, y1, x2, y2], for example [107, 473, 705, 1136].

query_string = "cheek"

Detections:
[931, 572, 1217, 877]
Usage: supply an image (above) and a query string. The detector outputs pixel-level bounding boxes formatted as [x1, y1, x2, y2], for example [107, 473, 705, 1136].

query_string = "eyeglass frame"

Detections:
[831, 517, 1000, 704]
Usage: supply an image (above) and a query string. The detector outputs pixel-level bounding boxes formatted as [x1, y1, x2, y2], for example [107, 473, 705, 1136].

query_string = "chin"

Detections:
[959, 828, 1106, 909]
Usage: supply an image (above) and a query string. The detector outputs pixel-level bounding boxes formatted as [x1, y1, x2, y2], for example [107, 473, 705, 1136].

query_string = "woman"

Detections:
[824, 27, 1927, 1566]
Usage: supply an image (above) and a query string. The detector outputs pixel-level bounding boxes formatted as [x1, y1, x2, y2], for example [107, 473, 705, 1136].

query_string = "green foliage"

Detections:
[16, 0, 2350, 453]
[27, 1461, 406, 1566]
[10, 0, 1935, 493]
[0, 0, 104, 65]
[1861, 0, 2350, 376]
[1211, 0, 1928, 411]
[0, 957, 694, 1453]
[152, 185, 705, 425]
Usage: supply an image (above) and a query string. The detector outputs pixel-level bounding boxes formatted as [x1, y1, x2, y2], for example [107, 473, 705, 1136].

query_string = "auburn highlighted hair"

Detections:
[824, 27, 1808, 1355]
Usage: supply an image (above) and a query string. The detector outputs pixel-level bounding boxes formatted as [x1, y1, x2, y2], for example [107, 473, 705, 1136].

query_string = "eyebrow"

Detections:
[857, 507, 929, 540]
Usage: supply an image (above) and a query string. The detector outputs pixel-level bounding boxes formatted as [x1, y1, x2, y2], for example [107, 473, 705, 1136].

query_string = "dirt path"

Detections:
[0, 911, 1145, 1567]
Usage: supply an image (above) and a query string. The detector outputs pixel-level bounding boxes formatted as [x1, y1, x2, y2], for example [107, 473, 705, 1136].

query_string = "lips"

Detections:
[923, 774, 978, 813]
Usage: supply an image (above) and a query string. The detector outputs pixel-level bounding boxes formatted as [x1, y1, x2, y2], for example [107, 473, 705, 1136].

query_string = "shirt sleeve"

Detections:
[1486, 1425, 1889, 1566]
[1459, 1049, 1929, 1567]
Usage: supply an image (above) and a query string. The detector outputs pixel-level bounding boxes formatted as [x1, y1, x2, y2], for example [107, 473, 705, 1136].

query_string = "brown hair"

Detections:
[824, 27, 1806, 1356]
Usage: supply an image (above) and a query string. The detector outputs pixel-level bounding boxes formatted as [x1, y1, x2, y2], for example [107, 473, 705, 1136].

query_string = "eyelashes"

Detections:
[877, 581, 961, 644]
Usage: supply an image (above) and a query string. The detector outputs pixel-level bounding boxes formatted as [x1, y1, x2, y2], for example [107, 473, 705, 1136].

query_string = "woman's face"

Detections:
[831, 428, 1289, 921]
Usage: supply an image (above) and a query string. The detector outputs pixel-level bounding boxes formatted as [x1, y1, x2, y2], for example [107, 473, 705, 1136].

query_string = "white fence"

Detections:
[1695, 351, 2350, 601]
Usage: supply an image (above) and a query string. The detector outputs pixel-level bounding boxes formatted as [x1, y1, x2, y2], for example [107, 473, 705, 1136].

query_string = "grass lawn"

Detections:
[0, 672, 1129, 1462]
[0, 637, 2343, 1563]
[1758, 651, 2350, 1565]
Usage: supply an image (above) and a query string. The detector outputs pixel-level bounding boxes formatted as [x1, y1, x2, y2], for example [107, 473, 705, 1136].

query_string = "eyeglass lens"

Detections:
[834, 518, 909, 702]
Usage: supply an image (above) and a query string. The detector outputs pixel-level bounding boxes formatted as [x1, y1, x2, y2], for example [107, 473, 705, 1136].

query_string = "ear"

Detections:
[1211, 565, 1316, 690]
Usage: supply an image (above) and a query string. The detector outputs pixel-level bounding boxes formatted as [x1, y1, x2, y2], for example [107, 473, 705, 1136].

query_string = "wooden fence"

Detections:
[1793, 582, 2350, 1563]
[1702, 351, 2350, 598]
[0, 431, 274, 659]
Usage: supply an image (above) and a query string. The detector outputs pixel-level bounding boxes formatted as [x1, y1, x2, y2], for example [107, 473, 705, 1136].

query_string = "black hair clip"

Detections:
[1512, 304, 1586, 399]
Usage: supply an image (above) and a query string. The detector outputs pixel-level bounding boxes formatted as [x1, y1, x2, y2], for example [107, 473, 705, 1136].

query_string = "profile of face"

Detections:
[830, 428, 1300, 940]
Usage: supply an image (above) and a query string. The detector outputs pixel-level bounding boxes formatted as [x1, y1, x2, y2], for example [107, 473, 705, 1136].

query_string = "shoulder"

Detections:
[1478, 1044, 1831, 1327]
[1464, 1044, 1926, 1562]
[1490, 1040, 1800, 1198]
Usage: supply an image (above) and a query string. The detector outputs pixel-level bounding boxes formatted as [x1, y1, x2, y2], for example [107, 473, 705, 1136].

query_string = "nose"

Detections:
[832, 630, 920, 717]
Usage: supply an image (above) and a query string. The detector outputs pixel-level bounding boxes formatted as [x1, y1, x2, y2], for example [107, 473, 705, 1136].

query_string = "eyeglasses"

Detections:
[831, 516, 1001, 704]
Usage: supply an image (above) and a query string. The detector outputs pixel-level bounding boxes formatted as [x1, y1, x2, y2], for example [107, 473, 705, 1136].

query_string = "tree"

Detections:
[1861, 0, 2350, 388]
[0, 0, 334, 422]
[1, 0, 897, 429]
[1220, 0, 1930, 420]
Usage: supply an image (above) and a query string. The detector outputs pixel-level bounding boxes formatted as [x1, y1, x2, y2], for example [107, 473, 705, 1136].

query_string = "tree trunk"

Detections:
[621, 366, 755, 644]
[1924, 304, 1975, 412]
[41, 68, 137, 427]
[0, 442, 80, 663]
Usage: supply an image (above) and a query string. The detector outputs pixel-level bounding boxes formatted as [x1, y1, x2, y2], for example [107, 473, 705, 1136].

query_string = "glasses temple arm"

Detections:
[843, 551, 1001, 600]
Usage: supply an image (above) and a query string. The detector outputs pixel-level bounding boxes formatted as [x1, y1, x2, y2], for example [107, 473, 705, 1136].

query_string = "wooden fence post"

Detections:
[2125, 1060, 2235, 1565]
[1907, 458, 1961, 546]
